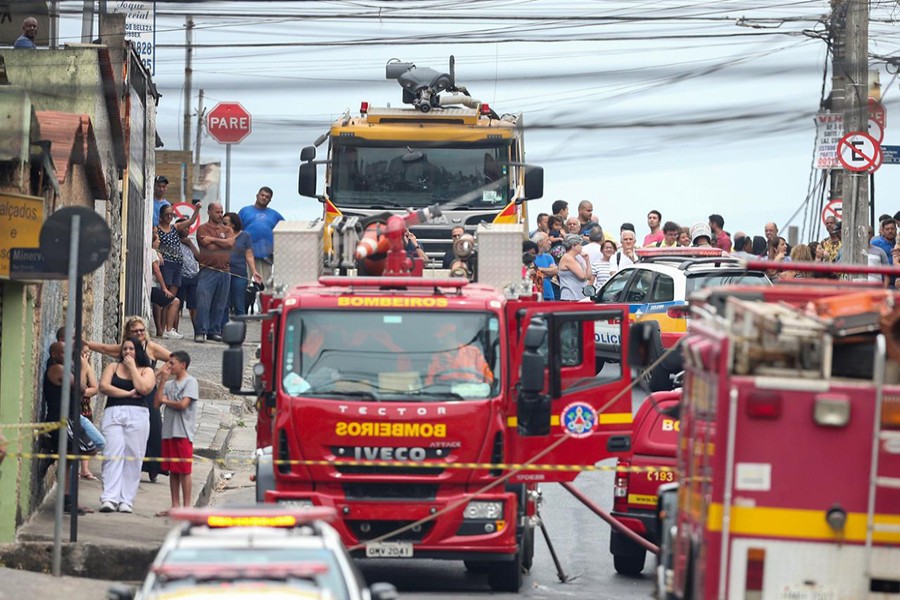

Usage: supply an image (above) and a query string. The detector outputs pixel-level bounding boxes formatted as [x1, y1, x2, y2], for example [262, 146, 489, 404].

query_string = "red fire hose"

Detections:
[560, 482, 660, 555]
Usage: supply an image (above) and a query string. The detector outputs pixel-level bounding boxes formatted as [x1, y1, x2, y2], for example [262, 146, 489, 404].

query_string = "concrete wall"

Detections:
[0, 281, 37, 542]
[0, 48, 121, 205]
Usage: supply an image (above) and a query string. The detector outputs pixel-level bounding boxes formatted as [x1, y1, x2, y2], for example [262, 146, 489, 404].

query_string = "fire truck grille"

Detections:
[347, 520, 434, 542]
[342, 483, 438, 501]
[335, 464, 445, 476]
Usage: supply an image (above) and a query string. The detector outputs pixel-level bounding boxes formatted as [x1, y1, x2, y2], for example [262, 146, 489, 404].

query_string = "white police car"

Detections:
[589, 248, 770, 391]
[114, 507, 397, 600]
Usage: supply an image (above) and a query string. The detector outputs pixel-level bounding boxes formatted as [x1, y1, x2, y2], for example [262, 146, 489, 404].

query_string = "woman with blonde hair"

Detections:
[780, 245, 813, 280]
[88, 316, 170, 364]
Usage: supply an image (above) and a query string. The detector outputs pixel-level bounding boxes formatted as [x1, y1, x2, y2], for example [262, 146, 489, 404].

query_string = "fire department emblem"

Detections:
[561, 402, 597, 438]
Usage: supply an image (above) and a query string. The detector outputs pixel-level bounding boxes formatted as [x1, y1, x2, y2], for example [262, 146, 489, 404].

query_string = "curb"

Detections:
[194, 463, 217, 508]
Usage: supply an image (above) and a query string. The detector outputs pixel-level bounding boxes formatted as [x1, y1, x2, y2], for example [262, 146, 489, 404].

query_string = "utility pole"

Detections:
[80, 0, 94, 43]
[838, 0, 870, 266]
[49, 1, 59, 48]
[182, 16, 194, 154]
[194, 89, 205, 191]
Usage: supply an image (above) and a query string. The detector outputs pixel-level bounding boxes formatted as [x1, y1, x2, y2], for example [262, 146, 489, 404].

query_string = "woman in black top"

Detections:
[88, 316, 169, 483]
[97, 337, 155, 513]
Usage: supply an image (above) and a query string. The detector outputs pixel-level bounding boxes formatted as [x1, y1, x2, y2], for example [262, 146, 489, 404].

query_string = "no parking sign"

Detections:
[821, 199, 842, 226]
[837, 131, 882, 173]
[171, 202, 201, 234]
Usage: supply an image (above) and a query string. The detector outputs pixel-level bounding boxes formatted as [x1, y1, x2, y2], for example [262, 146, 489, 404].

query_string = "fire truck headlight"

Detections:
[813, 396, 851, 427]
[464, 501, 504, 520]
[825, 503, 847, 533]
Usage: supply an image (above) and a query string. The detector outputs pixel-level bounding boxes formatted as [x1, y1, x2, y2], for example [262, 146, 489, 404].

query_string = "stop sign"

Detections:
[207, 102, 252, 144]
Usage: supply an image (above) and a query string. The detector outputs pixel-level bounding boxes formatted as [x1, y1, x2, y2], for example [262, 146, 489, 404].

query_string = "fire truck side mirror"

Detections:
[222, 322, 247, 392]
[300, 145, 316, 162]
[223, 321, 246, 345]
[223, 347, 244, 392]
[628, 321, 658, 369]
[518, 320, 552, 436]
[521, 352, 545, 394]
[523, 165, 544, 201]
[299, 162, 317, 198]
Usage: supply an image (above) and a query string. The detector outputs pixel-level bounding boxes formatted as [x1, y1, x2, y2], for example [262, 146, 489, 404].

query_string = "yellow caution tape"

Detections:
[4, 451, 677, 474]
[0, 421, 63, 431]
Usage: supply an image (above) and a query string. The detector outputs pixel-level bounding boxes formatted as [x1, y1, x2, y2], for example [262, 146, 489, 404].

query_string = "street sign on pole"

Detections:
[206, 102, 252, 145]
[882, 145, 900, 165]
[206, 102, 251, 213]
[814, 102, 887, 169]
[821, 199, 842, 226]
[868, 118, 884, 143]
[837, 131, 882, 173]
[171, 202, 201, 234]
[869, 98, 886, 128]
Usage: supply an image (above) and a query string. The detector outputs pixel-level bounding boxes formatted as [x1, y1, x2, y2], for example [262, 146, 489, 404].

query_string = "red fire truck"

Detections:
[631, 278, 900, 599]
[222, 217, 635, 591]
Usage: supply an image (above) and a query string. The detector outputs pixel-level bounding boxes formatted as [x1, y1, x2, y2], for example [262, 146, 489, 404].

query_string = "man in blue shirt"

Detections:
[238, 186, 283, 285]
[871, 218, 897, 286]
[153, 176, 171, 227]
[871, 217, 896, 264]
[14, 18, 38, 49]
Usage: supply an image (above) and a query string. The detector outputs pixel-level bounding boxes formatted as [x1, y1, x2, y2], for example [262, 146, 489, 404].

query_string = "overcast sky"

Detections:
[58, 0, 900, 244]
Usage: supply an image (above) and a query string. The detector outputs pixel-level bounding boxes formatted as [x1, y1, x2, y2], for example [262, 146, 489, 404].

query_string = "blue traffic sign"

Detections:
[9, 248, 65, 281]
[883, 145, 900, 165]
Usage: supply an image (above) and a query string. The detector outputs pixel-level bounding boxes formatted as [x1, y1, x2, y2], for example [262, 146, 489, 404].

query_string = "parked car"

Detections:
[111, 506, 398, 600]
[610, 389, 680, 575]
[589, 248, 770, 391]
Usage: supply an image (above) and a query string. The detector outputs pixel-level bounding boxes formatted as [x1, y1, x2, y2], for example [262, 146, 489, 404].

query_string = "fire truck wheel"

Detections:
[464, 560, 490, 573]
[521, 521, 535, 572]
[613, 551, 646, 576]
[255, 448, 275, 503]
[487, 550, 523, 592]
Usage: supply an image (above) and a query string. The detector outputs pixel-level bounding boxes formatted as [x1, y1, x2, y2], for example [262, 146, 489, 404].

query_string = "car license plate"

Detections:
[780, 584, 837, 600]
[365, 541, 413, 558]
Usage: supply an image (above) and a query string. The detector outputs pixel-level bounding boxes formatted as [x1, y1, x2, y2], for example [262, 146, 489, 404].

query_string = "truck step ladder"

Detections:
[864, 335, 899, 591]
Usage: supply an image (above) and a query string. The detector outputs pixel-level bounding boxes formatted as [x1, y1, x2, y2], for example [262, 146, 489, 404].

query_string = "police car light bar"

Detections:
[153, 562, 331, 581]
[169, 506, 338, 528]
[635, 247, 724, 259]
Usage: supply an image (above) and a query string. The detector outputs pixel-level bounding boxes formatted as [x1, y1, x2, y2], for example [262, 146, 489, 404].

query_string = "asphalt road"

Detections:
[216, 370, 655, 600]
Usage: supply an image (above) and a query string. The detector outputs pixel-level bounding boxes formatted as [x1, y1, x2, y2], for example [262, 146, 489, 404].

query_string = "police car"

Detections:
[119, 506, 398, 600]
[589, 248, 770, 391]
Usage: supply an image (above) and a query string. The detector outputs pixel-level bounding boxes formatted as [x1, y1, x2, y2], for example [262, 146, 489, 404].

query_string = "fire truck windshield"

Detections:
[330, 142, 510, 209]
[281, 310, 501, 401]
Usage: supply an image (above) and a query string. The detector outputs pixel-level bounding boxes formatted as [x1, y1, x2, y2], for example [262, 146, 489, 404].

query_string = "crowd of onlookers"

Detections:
[41, 177, 287, 515]
[522, 200, 900, 300]
[150, 177, 283, 343]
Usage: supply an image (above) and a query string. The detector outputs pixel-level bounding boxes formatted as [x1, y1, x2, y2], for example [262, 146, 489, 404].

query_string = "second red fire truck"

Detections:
[631, 274, 900, 599]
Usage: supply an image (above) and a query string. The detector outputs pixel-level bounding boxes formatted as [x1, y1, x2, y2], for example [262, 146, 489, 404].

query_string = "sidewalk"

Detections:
[0, 318, 255, 582]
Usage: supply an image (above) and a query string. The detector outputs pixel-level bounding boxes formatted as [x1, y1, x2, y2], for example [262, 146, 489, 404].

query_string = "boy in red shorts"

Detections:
[154, 350, 199, 516]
